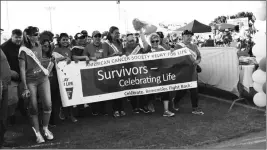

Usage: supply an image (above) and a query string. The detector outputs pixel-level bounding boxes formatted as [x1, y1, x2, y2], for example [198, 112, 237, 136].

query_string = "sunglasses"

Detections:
[94, 34, 101, 38]
[78, 36, 86, 39]
[32, 33, 39, 36]
[114, 32, 120, 35]
[151, 40, 159, 44]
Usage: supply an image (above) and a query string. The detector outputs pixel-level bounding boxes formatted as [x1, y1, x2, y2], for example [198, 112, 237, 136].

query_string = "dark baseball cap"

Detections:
[182, 30, 194, 36]
[75, 32, 86, 39]
[81, 30, 88, 36]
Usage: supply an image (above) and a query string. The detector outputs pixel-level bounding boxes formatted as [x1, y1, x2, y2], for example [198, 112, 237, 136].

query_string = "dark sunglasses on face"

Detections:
[128, 40, 135, 43]
[94, 34, 101, 38]
[151, 40, 159, 44]
[78, 36, 86, 39]
[32, 33, 39, 36]
[114, 32, 120, 35]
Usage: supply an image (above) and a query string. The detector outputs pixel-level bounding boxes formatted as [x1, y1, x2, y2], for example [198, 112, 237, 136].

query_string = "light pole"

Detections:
[45, 6, 55, 32]
[6, 1, 10, 32]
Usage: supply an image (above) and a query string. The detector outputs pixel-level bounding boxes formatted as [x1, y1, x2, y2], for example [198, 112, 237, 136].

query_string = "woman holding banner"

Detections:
[123, 33, 151, 114]
[83, 30, 108, 116]
[53, 33, 78, 123]
[102, 26, 126, 118]
[141, 31, 175, 117]
[19, 26, 54, 143]
[172, 30, 204, 115]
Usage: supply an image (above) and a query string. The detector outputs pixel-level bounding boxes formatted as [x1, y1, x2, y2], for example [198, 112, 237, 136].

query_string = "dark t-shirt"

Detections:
[18, 45, 46, 83]
[1, 39, 21, 74]
[71, 46, 85, 57]
[0, 49, 11, 84]
[83, 43, 104, 58]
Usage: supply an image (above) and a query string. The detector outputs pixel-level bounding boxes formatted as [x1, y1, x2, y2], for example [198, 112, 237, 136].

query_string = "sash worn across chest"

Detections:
[19, 46, 49, 76]
[178, 43, 197, 60]
[130, 45, 141, 55]
[105, 41, 120, 53]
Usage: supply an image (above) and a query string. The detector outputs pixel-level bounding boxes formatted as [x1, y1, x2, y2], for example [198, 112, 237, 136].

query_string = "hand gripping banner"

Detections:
[56, 48, 197, 107]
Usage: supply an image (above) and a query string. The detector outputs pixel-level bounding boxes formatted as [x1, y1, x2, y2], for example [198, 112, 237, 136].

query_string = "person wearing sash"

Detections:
[18, 26, 54, 143]
[40, 39, 57, 127]
[123, 33, 150, 114]
[102, 26, 126, 118]
[142, 32, 175, 117]
[172, 30, 204, 115]
[53, 33, 78, 123]
[83, 30, 108, 116]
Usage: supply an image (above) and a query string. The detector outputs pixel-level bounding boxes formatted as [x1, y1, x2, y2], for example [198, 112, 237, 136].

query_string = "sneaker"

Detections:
[43, 128, 54, 140]
[36, 132, 45, 144]
[92, 112, 98, 116]
[32, 127, 45, 144]
[101, 111, 108, 116]
[148, 103, 155, 112]
[172, 99, 179, 111]
[140, 107, 150, 114]
[49, 123, 56, 128]
[113, 111, 120, 117]
[133, 108, 140, 114]
[59, 107, 65, 120]
[192, 107, 204, 115]
[84, 104, 89, 108]
[70, 116, 78, 123]
[163, 110, 175, 117]
[120, 111, 126, 116]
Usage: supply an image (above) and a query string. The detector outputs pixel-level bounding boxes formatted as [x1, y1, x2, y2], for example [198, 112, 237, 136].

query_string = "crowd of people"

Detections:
[0, 25, 204, 147]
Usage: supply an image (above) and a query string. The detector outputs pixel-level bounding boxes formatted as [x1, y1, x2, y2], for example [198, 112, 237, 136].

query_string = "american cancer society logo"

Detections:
[63, 78, 73, 100]
[65, 87, 73, 100]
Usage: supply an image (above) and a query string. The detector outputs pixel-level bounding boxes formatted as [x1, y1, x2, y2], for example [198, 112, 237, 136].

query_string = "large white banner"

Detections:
[55, 48, 198, 107]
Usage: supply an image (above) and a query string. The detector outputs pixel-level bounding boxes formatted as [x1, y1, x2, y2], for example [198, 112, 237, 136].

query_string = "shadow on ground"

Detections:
[6, 89, 265, 149]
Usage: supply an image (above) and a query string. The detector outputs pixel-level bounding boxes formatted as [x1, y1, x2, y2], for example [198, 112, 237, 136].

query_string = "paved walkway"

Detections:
[201, 130, 266, 149]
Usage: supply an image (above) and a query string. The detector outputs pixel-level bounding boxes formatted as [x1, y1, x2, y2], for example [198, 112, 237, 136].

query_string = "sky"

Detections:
[0, 1, 264, 36]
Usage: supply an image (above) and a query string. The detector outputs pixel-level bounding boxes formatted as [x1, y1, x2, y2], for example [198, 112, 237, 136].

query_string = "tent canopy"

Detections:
[175, 20, 211, 33]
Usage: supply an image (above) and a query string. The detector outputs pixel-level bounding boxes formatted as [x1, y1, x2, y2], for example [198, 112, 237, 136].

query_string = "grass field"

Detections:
[6, 90, 265, 149]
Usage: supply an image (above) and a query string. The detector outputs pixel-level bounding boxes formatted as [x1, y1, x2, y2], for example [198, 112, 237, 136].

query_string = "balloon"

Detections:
[252, 32, 266, 58]
[255, 1, 266, 21]
[253, 82, 264, 92]
[263, 82, 266, 94]
[132, 18, 147, 31]
[259, 57, 266, 72]
[256, 56, 264, 64]
[252, 69, 266, 84]
[143, 24, 157, 35]
[253, 92, 266, 107]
